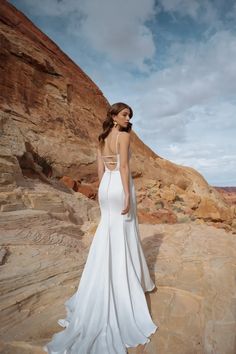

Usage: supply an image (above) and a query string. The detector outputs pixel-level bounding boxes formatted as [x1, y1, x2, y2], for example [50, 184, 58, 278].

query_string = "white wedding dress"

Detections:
[43, 131, 158, 354]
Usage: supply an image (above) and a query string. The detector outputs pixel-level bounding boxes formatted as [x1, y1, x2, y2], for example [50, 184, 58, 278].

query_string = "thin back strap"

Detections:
[115, 132, 121, 154]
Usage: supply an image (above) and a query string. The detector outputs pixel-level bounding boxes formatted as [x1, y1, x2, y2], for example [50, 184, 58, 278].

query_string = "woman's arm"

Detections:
[119, 132, 130, 198]
[97, 147, 105, 184]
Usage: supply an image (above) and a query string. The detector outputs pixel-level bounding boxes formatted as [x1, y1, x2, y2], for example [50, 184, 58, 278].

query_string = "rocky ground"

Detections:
[1, 181, 236, 354]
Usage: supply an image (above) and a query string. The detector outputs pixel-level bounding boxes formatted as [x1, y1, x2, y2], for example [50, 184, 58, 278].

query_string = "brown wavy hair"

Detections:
[98, 102, 133, 149]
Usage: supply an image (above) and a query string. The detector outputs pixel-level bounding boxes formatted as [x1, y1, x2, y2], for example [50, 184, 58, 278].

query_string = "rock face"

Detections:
[215, 186, 236, 206]
[0, 1, 236, 354]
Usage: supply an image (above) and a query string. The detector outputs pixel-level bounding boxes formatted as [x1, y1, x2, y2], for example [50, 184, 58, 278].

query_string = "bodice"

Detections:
[101, 148, 131, 172]
[101, 132, 131, 172]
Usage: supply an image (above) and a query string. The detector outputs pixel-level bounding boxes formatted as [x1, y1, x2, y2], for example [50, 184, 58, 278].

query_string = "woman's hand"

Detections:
[121, 194, 130, 215]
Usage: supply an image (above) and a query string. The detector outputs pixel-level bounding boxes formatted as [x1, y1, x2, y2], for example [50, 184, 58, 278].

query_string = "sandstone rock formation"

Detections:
[0, 1, 236, 354]
[214, 186, 236, 206]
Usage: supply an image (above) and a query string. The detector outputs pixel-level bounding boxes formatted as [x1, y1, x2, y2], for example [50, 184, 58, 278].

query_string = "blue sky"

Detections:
[9, 0, 236, 186]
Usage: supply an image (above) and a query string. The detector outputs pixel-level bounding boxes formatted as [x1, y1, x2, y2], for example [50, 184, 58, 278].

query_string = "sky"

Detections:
[9, 0, 236, 186]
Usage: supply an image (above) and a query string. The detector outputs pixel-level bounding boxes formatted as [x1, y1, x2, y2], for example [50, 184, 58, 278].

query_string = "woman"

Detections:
[43, 102, 158, 354]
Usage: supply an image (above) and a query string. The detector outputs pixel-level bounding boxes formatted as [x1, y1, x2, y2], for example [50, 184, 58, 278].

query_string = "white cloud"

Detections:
[158, 0, 220, 28]
[144, 100, 236, 185]
[225, 2, 236, 20]
[159, 0, 201, 20]
[134, 30, 236, 139]
[75, 0, 157, 71]
[17, 0, 157, 72]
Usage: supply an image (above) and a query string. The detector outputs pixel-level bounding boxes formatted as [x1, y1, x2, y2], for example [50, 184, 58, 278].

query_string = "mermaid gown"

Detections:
[43, 131, 158, 354]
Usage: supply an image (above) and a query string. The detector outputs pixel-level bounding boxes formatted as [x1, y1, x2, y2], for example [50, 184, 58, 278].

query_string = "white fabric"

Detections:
[43, 134, 158, 353]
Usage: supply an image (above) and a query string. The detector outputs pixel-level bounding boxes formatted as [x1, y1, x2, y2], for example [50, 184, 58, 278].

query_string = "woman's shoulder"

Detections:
[118, 131, 130, 141]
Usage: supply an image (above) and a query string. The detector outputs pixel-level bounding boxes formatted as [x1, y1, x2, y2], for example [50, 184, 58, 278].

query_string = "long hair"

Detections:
[98, 102, 133, 149]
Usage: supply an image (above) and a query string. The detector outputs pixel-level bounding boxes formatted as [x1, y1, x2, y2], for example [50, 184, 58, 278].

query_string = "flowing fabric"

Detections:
[43, 132, 158, 353]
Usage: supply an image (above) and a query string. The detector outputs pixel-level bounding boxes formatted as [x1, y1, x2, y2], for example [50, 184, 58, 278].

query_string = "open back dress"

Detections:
[43, 131, 158, 354]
